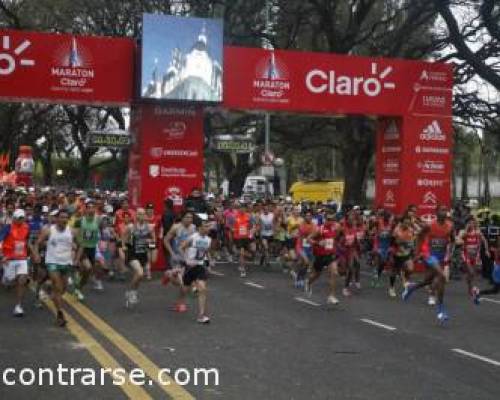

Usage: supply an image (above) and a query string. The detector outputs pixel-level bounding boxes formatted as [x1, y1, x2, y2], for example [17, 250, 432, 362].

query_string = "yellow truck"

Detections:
[289, 181, 344, 204]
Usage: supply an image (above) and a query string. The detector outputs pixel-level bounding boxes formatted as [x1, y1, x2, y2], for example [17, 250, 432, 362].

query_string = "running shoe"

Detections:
[239, 268, 247, 278]
[74, 289, 85, 302]
[161, 273, 171, 286]
[197, 315, 211, 324]
[56, 311, 67, 327]
[93, 279, 104, 291]
[388, 287, 397, 298]
[172, 303, 188, 313]
[428, 296, 437, 306]
[342, 288, 352, 297]
[402, 283, 416, 301]
[304, 280, 312, 297]
[13, 304, 24, 317]
[471, 287, 481, 305]
[354, 282, 362, 290]
[436, 303, 449, 323]
[327, 295, 339, 305]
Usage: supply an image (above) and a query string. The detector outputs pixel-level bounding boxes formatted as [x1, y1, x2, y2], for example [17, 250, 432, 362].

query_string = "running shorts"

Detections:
[313, 254, 335, 272]
[183, 265, 207, 286]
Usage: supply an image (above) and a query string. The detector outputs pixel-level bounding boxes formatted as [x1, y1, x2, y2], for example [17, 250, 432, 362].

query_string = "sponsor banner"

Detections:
[129, 103, 204, 213]
[0, 29, 134, 105]
[400, 115, 452, 213]
[224, 46, 452, 115]
[87, 131, 131, 148]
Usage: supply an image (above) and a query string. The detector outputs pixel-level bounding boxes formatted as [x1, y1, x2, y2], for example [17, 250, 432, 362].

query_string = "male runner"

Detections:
[390, 215, 416, 298]
[176, 221, 212, 323]
[0, 209, 33, 316]
[123, 208, 154, 308]
[33, 209, 77, 326]
[305, 211, 340, 304]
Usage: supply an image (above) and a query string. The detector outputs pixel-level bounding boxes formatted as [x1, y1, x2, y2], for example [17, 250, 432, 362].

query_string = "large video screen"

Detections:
[141, 14, 223, 103]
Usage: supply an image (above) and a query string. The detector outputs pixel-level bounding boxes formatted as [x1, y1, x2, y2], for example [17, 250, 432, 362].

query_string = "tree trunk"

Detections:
[221, 153, 253, 197]
[484, 153, 491, 206]
[79, 152, 91, 188]
[338, 117, 375, 205]
[461, 152, 469, 200]
[43, 135, 54, 185]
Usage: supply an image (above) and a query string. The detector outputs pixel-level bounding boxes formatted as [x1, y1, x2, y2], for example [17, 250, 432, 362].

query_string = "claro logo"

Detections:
[305, 62, 395, 97]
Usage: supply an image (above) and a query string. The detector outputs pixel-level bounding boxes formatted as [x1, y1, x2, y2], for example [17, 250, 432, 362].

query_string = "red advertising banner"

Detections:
[375, 118, 404, 213]
[224, 46, 453, 116]
[0, 29, 134, 105]
[128, 104, 204, 212]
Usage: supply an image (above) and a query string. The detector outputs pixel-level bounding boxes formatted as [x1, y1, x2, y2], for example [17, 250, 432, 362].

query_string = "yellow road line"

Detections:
[63, 294, 195, 400]
[43, 299, 152, 399]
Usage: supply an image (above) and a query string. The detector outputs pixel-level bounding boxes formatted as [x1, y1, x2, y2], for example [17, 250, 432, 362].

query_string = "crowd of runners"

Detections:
[1, 186, 500, 327]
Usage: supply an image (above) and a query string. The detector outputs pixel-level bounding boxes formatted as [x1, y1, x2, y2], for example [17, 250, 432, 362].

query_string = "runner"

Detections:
[456, 216, 489, 303]
[371, 210, 393, 288]
[305, 210, 340, 304]
[33, 209, 77, 327]
[163, 212, 196, 288]
[123, 208, 154, 308]
[390, 215, 416, 298]
[231, 202, 253, 278]
[0, 209, 33, 317]
[145, 202, 161, 280]
[402, 206, 453, 323]
[73, 199, 101, 301]
[175, 221, 212, 323]
[294, 210, 317, 288]
[258, 202, 275, 268]
[341, 213, 360, 296]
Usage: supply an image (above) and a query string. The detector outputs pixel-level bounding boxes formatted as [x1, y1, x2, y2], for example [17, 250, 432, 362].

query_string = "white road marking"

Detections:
[482, 297, 500, 305]
[294, 297, 320, 307]
[209, 270, 225, 277]
[451, 348, 500, 367]
[244, 281, 265, 289]
[360, 318, 397, 331]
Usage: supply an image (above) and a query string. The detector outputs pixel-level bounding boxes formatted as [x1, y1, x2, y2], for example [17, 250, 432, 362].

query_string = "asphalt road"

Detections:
[1, 261, 499, 400]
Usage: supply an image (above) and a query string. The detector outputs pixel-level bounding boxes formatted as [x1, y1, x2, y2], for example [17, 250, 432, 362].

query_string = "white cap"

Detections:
[13, 209, 26, 219]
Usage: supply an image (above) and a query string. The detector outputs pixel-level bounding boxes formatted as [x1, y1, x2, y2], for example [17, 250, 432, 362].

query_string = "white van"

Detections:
[243, 175, 273, 197]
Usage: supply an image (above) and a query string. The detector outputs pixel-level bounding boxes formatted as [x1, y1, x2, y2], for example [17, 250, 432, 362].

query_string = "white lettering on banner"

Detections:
[420, 191, 438, 210]
[382, 146, 401, 153]
[149, 148, 199, 158]
[305, 62, 396, 97]
[417, 160, 445, 174]
[383, 178, 399, 186]
[422, 95, 446, 108]
[385, 190, 395, 203]
[51, 67, 94, 78]
[383, 159, 399, 172]
[420, 70, 448, 82]
[417, 179, 444, 188]
[0, 36, 35, 76]
[415, 146, 449, 154]
[154, 106, 196, 117]
[149, 165, 160, 178]
[163, 121, 187, 140]
[420, 120, 446, 141]
[383, 120, 399, 140]
[160, 167, 196, 178]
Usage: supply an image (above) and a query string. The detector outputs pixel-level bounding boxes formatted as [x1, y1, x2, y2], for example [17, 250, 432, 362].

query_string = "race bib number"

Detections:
[14, 241, 25, 257]
[325, 238, 334, 250]
[83, 230, 94, 240]
[239, 226, 247, 236]
[302, 239, 310, 248]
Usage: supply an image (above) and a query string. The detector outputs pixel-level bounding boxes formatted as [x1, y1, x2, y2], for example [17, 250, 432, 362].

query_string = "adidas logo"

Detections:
[420, 120, 445, 141]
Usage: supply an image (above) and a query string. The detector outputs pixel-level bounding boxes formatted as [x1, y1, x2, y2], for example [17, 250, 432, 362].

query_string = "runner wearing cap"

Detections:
[0, 209, 34, 317]
[231, 202, 253, 278]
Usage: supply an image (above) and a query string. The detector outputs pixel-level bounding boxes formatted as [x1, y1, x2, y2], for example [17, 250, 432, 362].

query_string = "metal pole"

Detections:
[264, 113, 270, 155]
